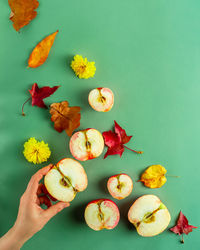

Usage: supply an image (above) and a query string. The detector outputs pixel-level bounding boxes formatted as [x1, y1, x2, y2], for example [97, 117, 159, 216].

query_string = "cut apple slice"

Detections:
[107, 174, 133, 200]
[128, 195, 171, 237]
[88, 87, 114, 112]
[84, 199, 120, 231]
[69, 128, 104, 161]
[44, 158, 88, 202]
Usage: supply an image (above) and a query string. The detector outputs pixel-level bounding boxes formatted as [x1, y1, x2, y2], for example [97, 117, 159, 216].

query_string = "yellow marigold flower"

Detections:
[23, 137, 51, 164]
[71, 55, 96, 79]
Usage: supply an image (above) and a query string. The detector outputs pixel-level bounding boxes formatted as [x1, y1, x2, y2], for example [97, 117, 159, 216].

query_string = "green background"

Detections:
[0, 0, 199, 249]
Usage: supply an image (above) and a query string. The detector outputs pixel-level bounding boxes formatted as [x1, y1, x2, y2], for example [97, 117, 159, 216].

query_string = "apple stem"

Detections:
[123, 145, 143, 154]
[181, 234, 184, 244]
[22, 97, 31, 116]
[166, 174, 180, 178]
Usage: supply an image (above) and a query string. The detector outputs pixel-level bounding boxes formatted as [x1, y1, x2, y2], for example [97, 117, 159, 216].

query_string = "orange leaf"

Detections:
[8, 0, 39, 32]
[28, 30, 58, 68]
[49, 101, 81, 137]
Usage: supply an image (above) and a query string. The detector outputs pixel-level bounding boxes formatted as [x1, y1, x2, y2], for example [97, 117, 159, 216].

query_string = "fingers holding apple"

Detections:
[69, 128, 104, 161]
[128, 195, 171, 237]
[84, 199, 120, 231]
[44, 158, 88, 202]
[107, 174, 133, 200]
[88, 87, 114, 112]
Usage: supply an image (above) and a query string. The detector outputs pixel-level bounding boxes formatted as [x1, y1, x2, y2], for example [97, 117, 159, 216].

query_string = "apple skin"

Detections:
[107, 173, 133, 200]
[84, 199, 120, 231]
[44, 158, 88, 202]
[128, 195, 171, 237]
[69, 128, 104, 161]
[88, 87, 114, 112]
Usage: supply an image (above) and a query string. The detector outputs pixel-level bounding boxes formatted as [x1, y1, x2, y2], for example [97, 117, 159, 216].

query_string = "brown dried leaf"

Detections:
[8, 0, 39, 31]
[50, 101, 81, 137]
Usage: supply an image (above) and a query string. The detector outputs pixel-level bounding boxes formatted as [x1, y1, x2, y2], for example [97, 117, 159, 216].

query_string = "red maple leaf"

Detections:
[170, 211, 197, 243]
[102, 120, 143, 159]
[22, 83, 59, 115]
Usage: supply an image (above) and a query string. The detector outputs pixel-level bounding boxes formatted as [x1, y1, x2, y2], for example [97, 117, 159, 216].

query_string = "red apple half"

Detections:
[69, 128, 104, 161]
[44, 158, 88, 202]
[88, 87, 114, 112]
[84, 199, 120, 231]
[128, 195, 171, 237]
[107, 174, 133, 200]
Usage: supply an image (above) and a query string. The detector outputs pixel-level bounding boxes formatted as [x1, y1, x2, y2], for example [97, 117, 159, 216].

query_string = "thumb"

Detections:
[44, 201, 70, 219]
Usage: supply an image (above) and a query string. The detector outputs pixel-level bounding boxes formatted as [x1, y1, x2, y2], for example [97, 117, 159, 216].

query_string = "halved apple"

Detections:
[44, 158, 88, 202]
[84, 199, 120, 231]
[128, 195, 171, 237]
[88, 87, 114, 112]
[107, 174, 133, 200]
[69, 128, 104, 161]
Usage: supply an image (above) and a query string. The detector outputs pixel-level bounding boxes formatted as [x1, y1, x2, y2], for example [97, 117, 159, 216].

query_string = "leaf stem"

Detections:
[124, 145, 143, 154]
[22, 97, 31, 116]
[181, 234, 184, 244]
[166, 174, 180, 178]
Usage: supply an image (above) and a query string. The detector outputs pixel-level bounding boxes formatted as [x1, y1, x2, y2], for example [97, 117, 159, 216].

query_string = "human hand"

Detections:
[0, 164, 70, 250]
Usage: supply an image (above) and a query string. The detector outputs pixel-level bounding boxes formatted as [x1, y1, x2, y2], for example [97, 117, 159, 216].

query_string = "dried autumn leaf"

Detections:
[103, 120, 143, 159]
[8, 0, 39, 31]
[50, 101, 81, 136]
[28, 30, 58, 68]
[138, 165, 167, 188]
[29, 83, 60, 108]
[22, 83, 60, 115]
[170, 211, 197, 243]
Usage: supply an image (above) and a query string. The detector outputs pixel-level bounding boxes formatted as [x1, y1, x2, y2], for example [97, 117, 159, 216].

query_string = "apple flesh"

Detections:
[84, 199, 120, 231]
[128, 195, 171, 237]
[88, 87, 114, 112]
[69, 128, 104, 161]
[107, 174, 133, 200]
[44, 158, 88, 202]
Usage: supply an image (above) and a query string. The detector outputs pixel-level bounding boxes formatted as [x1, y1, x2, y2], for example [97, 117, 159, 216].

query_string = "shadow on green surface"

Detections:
[118, 196, 141, 231]
[69, 200, 90, 224]
[98, 176, 110, 195]
[65, 55, 74, 74]
[78, 87, 92, 110]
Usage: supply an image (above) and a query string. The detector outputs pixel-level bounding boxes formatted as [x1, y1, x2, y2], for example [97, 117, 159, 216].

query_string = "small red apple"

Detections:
[84, 199, 120, 231]
[107, 174, 133, 200]
[88, 87, 114, 112]
[69, 128, 104, 161]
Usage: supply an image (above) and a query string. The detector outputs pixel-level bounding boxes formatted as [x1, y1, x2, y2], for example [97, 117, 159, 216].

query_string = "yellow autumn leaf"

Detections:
[138, 165, 167, 188]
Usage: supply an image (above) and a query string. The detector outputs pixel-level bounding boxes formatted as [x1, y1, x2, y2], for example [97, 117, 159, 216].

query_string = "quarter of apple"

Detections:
[128, 195, 171, 237]
[84, 199, 120, 231]
[107, 174, 133, 200]
[69, 128, 104, 161]
[88, 87, 114, 112]
[44, 158, 88, 202]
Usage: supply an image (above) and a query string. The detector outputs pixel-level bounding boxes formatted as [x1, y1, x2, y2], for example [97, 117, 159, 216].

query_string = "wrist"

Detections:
[11, 223, 33, 248]
[3, 225, 30, 250]
[0, 226, 24, 250]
